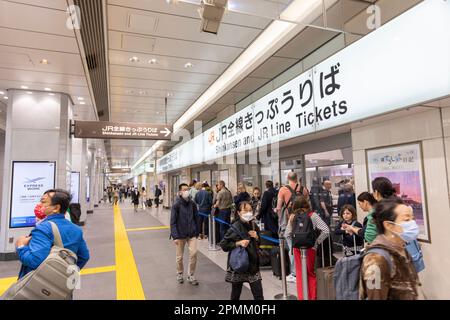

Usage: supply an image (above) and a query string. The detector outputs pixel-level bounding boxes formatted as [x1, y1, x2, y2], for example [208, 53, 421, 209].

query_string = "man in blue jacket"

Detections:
[15, 189, 90, 280]
[170, 183, 199, 286]
[194, 183, 213, 240]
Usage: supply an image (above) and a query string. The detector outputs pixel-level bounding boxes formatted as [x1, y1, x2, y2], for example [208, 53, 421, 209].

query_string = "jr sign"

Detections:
[74, 121, 172, 140]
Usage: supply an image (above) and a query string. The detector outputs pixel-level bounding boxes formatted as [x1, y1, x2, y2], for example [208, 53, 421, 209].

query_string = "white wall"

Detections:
[352, 107, 450, 299]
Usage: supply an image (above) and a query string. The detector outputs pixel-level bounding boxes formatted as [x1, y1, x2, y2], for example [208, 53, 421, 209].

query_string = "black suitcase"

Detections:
[270, 246, 290, 279]
[146, 199, 153, 207]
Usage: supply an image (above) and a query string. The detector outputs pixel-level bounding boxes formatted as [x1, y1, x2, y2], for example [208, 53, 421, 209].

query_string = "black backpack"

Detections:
[292, 212, 317, 249]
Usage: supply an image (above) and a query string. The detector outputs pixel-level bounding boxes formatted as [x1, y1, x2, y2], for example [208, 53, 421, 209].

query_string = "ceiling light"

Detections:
[21, 86, 28, 89]
[27, 92, 33, 95]
[40, 59, 49, 65]
[3, 96, 8, 100]
[0, 91, 4, 95]
[148, 58, 157, 64]
[184, 62, 194, 69]
[78, 97, 84, 101]
[44, 88, 52, 91]
[129, 56, 139, 63]
[49, 93, 55, 96]
[173, 0, 327, 133]
[167, 93, 173, 97]
[80, 102, 86, 105]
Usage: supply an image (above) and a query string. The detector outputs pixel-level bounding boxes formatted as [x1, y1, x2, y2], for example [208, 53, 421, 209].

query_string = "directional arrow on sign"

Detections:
[160, 127, 171, 137]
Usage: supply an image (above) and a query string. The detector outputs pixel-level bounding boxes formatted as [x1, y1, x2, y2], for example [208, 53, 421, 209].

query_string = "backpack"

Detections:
[334, 247, 393, 300]
[2, 222, 79, 300]
[406, 240, 425, 273]
[279, 185, 302, 235]
[292, 212, 317, 249]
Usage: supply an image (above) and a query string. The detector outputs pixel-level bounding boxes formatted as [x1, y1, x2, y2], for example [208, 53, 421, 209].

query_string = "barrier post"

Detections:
[274, 237, 297, 300]
[301, 248, 309, 300]
[208, 213, 220, 251]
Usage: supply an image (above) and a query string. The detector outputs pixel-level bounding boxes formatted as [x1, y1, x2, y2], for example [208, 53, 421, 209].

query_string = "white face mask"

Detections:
[181, 191, 190, 200]
[241, 212, 254, 222]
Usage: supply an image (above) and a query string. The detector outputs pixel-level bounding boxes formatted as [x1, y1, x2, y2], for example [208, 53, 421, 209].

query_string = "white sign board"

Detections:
[70, 171, 80, 204]
[158, 0, 450, 173]
[10, 161, 56, 228]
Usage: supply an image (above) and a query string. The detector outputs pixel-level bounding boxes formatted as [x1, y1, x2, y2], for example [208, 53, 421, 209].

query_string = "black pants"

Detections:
[155, 197, 160, 207]
[231, 280, 264, 301]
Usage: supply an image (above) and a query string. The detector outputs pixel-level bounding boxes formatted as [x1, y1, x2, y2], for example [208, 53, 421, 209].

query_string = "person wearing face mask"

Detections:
[220, 201, 264, 300]
[170, 183, 200, 286]
[360, 198, 420, 300]
[15, 189, 90, 281]
[131, 188, 140, 212]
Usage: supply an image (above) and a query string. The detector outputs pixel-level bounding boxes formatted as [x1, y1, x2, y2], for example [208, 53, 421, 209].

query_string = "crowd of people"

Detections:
[169, 174, 424, 301]
[4, 173, 424, 301]
[103, 185, 163, 212]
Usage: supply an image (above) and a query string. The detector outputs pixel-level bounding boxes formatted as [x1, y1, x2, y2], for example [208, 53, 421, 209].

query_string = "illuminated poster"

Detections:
[367, 143, 430, 242]
[70, 171, 80, 203]
[10, 161, 56, 228]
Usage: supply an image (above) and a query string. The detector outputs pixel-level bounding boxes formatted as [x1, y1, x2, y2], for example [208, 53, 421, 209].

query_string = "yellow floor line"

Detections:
[114, 205, 146, 300]
[0, 265, 116, 297]
[126, 226, 169, 232]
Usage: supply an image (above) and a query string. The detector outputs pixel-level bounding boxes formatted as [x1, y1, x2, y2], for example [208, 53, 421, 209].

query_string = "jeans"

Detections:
[231, 280, 264, 300]
[218, 209, 231, 242]
[197, 211, 210, 237]
[286, 239, 296, 277]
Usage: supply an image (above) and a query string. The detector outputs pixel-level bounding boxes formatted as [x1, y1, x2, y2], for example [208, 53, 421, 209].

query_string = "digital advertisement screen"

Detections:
[10, 161, 56, 228]
[70, 171, 80, 204]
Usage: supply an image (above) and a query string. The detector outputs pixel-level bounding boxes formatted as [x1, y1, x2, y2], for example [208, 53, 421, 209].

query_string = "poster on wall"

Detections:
[70, 171, 80, 204]
[367, 143, 430, 242]
[10, 161, 56, 228]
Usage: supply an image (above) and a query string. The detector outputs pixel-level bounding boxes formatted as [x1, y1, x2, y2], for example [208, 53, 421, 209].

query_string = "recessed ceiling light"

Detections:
[0, 91, 4, 95]
[167, 93, 173, 97]
[129, 56, 139, 63]
[40, 59, 49, 65]
[4, 96, 8, 100]
[184, 62, 194, 68]
[27, 91, 33, 95]
[21, 86, 28, 89]
[44, 88, 52, 91]
[80, 102, 86, 105]
[148, 58, 157, 64]
[49, 93, 55, 96]
[78, 97, 84, 101]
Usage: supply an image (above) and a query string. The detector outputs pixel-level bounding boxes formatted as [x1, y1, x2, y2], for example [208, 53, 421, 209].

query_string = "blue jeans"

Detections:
[218, 209, 231, 242]
[286, 239, 296, 277]
[197, 211, 210, 236]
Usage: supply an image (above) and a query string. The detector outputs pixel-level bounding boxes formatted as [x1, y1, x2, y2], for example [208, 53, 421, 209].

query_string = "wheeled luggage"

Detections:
[270, 246, 290, 279]
[259, 230, 276, 267]
[316, 236, 335, 300]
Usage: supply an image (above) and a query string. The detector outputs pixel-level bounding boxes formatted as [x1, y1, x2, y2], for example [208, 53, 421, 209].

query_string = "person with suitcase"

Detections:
[335, 204, 364, 256]
[5, 189, 90, 300]
[285, 197, 330, 300]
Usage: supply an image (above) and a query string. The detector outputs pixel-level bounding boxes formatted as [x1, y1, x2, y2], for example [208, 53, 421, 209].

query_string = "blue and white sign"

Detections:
[158, 0, 450, 173]
[10, 161, 56, 228]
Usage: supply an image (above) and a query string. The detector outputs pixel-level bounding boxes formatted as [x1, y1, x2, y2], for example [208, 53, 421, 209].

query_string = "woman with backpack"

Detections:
[335, 204, 364, 256]
[219, 201, 264, 301]
[360, 198, 420, 300]
[285, 197, 330, 300]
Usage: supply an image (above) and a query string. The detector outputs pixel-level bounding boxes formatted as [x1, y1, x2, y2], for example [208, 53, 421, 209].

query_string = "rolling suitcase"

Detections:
[259, 230, 276, 267]
[316, 236, 336, 300]
[270, 246, 290, 279]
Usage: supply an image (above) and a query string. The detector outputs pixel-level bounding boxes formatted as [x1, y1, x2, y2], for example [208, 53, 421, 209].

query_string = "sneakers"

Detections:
[177, 273, 184, 284]
[286, 274, 296, 283]
[187, 275, 199, 286]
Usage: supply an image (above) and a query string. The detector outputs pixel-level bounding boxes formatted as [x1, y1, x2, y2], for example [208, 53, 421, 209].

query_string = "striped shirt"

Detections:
[285, 211, 330, 249]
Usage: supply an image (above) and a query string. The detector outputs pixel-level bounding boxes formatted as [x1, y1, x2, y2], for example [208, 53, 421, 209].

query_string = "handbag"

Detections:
[229, 225, 250, 273]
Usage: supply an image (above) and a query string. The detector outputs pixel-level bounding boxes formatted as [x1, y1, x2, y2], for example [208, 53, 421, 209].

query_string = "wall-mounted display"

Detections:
[366, 143, 430, 242]
[70, 171, 80, 204]
[10, 161, 56, 228]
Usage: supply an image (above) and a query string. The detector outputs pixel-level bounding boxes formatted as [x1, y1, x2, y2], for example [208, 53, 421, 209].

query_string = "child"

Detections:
[335, 204, 364, 256]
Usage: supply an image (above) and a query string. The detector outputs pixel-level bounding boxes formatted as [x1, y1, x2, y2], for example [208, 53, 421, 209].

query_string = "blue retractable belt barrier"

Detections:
[196, 211, 280, 245]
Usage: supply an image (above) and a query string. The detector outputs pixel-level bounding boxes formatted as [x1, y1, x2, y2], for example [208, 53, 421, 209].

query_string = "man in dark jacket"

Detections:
[170, 183, 200, 286]
[259, 181, 279, 235]
[154, 185, 162, 208]
[194, 183, 213, 239]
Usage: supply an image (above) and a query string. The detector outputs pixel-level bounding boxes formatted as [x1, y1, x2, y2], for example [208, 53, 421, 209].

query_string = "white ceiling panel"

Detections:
[9, 0, 69, 11]
[109, 76, 209, 93]
[109, 31, 243, 63]
[0, 1, 73, 37]
[110, 88, 200, 101]
[0, 68, 87, 87]
[109, 65, 219, 85]
[107, 0, 271, 29]
[108, 4, 263, 48]
[0, 45, 84, 75]
[249, 56, 297, 79]
[0, 28, 79, 53]
[109, 50, 229, 75]
[0, 79, 90, 96]
[111, 98, 191, 109]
